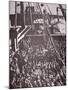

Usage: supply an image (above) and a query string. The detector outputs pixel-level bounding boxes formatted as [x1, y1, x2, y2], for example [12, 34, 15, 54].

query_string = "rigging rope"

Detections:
[38, 4, 64, 66]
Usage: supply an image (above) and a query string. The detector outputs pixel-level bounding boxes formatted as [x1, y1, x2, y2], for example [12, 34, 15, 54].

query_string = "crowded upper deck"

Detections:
[9, 1, 66, 89]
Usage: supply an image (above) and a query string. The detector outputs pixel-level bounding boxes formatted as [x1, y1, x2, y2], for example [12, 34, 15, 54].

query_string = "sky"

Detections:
[9, 1, 66, 15]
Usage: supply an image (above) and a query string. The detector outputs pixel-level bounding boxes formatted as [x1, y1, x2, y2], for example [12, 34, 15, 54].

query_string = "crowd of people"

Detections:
[9, 36, 66, 89]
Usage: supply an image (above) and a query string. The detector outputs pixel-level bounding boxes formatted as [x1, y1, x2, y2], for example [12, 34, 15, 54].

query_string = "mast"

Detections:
[20, 2, 25, 29]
